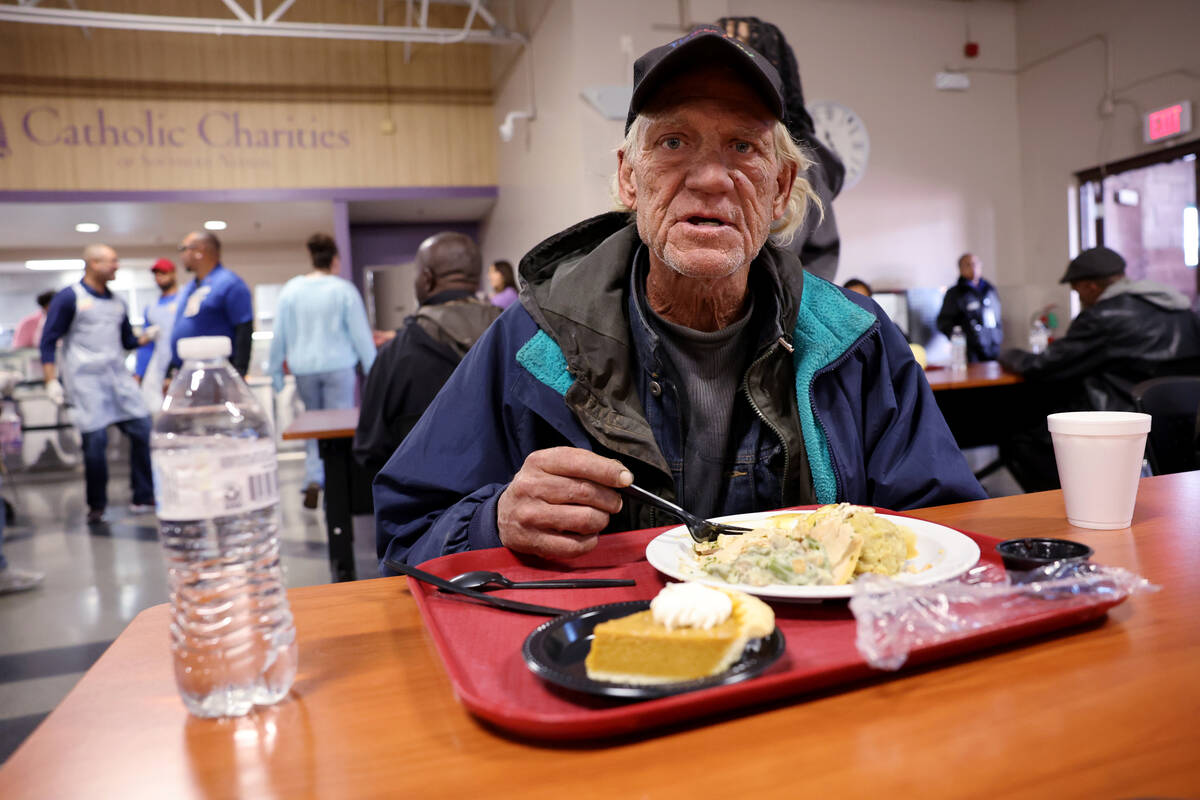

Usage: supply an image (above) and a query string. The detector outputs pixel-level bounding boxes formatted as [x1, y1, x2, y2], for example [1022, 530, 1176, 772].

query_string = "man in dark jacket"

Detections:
[937, 253, 1003, 362]
[998, 246, 1200, 490]
[373, 27, 983, 569]
[353, 232, 500, 478]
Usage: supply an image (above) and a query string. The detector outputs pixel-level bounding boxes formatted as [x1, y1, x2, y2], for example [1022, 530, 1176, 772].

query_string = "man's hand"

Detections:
[138, 325, 161, 346]
[45, 378, 65, 406]
[497, 447, 633, 560]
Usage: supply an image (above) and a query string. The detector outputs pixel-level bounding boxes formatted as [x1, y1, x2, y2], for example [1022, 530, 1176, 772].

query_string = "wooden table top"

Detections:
[4, 473, 1198, 799]
[925, 360, 1024, 391]
[280, 407, 359, 441]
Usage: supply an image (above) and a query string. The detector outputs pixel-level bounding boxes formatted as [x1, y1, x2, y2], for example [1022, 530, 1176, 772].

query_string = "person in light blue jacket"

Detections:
[269, 233, 376, 508]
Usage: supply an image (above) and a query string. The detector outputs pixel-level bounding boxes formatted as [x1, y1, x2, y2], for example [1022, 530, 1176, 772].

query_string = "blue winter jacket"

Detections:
[374, 215, 984, 570]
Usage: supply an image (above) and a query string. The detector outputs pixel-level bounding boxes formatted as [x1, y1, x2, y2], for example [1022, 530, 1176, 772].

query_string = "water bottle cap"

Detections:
[177, 336, 232, 360]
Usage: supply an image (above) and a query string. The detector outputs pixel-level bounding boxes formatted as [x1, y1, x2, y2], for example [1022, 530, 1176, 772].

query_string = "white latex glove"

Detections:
[143, 325, 161, 341]
[45, 378, 65, 406]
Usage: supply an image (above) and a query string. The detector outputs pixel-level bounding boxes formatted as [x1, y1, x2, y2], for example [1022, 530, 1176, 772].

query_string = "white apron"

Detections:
[61, 283, 149, 433]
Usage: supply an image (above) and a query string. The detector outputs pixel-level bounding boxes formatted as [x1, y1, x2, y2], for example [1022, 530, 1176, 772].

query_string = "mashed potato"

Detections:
[693, 503, 917, 587]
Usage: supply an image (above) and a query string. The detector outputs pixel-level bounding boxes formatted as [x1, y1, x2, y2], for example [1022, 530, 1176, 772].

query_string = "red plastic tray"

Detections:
[407, 520, 1122, 740]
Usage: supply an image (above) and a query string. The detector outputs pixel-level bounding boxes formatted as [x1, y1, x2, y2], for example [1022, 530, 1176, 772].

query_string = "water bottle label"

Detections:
[153, 440, 280, 520]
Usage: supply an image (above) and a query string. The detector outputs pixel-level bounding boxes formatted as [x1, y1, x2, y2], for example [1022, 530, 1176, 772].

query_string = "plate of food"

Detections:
[523, 583, 786, 699]
[644, 503, 981, 600]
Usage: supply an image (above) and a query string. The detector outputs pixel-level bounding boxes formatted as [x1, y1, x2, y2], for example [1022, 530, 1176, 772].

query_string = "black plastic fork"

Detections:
[616, 483, 751, 543]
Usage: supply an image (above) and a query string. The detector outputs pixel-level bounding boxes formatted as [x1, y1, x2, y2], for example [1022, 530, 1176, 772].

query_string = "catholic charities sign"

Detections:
[0, 95, 383, 189]
[0, 94, 490, 191]
[17, 105, 350, 151]
[2, 102, 350, 166]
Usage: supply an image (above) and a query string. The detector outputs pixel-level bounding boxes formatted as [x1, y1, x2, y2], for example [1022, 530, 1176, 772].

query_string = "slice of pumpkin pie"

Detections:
[584, 582, 775, 685]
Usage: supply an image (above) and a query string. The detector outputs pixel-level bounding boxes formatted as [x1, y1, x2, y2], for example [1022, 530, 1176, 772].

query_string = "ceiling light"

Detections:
[74, 222, 100, 233]
[26, 259, 85, 271]
[204, 220, 227, 231]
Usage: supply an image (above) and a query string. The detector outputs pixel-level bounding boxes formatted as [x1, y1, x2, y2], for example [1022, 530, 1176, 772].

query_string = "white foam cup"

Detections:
[1047, 411, 1152, 530]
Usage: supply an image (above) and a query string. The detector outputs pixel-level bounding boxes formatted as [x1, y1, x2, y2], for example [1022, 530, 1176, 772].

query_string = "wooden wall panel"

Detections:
[0, 1, 505, 190]
[0, 94, 496, 190]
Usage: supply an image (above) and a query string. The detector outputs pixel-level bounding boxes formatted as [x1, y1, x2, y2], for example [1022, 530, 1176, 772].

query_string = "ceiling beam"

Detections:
[0, 2, 519, 45]
[218, 0, 253, 24]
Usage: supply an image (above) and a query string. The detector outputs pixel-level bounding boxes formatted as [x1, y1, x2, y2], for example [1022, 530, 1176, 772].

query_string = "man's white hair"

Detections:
[610, 114, 822, 247]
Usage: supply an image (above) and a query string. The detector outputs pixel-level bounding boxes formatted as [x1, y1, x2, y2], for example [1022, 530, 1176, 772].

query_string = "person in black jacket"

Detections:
[353, 232, 501, 479]
[936, 253, 1003, 362]
[717, 16, 845, 283]
[998, 246, 1200, 490]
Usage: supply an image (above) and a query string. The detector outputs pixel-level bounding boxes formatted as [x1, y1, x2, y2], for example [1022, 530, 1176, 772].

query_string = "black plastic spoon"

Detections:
[447, 570, 635, 591]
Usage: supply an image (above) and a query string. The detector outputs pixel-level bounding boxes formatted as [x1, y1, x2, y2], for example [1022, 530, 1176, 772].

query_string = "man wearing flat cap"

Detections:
[373, 27, 983, 569]
[998, 246, 1200, 490]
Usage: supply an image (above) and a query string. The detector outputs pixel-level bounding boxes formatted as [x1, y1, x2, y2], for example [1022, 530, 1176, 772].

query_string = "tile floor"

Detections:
[0, 452, 379, 764]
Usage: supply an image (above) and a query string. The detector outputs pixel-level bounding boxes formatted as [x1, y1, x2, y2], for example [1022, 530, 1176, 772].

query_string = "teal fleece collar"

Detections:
[516, 330, 572, 396]
[790, 275, 877, 503]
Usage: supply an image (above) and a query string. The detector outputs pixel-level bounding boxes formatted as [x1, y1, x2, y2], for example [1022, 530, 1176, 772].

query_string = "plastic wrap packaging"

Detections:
[849, 562, 1158, 671]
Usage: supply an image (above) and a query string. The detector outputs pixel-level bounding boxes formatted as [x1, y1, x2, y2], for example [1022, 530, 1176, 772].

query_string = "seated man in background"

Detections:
[353, 232, 500, 479]
[937, 253, 1002, 362]
[843, 278, 872, 297]
[373, 27, 983, 569]
[999, 246, 1200, 490]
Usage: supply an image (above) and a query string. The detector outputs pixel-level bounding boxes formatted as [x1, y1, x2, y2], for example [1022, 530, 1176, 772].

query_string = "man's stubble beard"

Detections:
[657, 241, 746, 282]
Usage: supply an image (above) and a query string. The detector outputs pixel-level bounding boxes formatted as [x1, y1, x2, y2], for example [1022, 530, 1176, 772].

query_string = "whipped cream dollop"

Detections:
[650, 582, 733, 630]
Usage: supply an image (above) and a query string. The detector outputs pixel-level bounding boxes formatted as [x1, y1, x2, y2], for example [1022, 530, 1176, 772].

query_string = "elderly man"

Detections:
[374, 27, 982, 569]
[998, 246, 1200, 490]
[354, 232, 500, 479]
[936, 253, 1002, 363]
[40, 244, 156, 523]
[169, 231, 254, 376]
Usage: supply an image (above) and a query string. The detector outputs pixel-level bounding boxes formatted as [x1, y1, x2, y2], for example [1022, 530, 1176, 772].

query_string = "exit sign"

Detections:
[1144, 100, 1192, 143]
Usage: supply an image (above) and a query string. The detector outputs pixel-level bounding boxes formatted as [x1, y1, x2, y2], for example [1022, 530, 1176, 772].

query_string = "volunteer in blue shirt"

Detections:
[133, 257, 180, 411]
[169, 231, 254, 376]
[268, 233, 376, 508]
[40, 244, 157, 524]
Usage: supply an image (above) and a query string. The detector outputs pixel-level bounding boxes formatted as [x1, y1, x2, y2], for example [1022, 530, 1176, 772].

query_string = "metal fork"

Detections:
[616, 483, 751, 543]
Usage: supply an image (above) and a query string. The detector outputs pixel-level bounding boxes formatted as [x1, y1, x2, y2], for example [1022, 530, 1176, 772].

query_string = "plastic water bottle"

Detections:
[151, 336, 297, 718]
[1029, 319, 1049, 354]
[950, 325, 968, 375]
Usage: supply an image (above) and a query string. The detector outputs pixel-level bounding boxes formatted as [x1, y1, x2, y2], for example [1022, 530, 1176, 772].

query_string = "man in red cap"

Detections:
[134, 257, 180, 410]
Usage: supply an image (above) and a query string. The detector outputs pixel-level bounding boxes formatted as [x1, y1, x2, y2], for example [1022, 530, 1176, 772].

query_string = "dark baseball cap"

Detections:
[626, 24, 785, 133]
[1059, 246, 1126, 283]
[151, 258, 176, 273]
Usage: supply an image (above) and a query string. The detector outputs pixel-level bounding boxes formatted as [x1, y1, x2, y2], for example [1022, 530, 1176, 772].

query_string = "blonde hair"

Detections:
[610, 114, 822, 247]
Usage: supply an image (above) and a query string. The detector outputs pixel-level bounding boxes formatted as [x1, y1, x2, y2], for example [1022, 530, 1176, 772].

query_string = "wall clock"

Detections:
[807, 100, 870, 190]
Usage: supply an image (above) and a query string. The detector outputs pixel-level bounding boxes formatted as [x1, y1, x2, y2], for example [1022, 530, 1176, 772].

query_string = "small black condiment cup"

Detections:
[996, 537, 1094, 583]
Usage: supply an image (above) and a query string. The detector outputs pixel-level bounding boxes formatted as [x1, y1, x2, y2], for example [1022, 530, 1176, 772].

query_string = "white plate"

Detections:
[644, 509, 981, 600]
